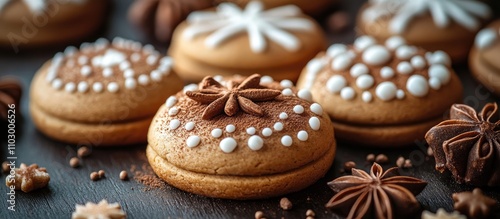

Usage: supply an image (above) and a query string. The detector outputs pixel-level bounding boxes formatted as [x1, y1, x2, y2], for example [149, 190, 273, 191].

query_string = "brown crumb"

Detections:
[396, 156, 405, 168]
[132, 163, 166, 191]
[427, 147, 434, 156]
[90, 172, 99, 181]
[403, 159, 413, 168]
[366, 154, 375, 162]
[2, 161, 9, 173]
[98, 170, 105, 178]
[280, 197, 293, 210]
[77, 146, 91, 157]
[328, 11, 350, 33]
[343, 161, 356, 172]
[69, 157, 80, 168]
[255, 211, 264, 219]
[120, 170, 128, 180]
[375, 154, 389, 164]
[306, 209, 315, 217]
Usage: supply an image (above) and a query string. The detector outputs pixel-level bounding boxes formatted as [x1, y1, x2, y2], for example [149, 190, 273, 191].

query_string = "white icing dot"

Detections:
[380, 67, 395, 79]
[331, 53, 353, 71]
[220, 137, 237, 153]
[260, 76, 274, 84]
[183, 84, 198, 93]
[326, 75, 347, 93]
[411, 56, 426, 70]
[186, 136, 201, 148]
[146, 55, 158, 65]
[327, 44, 348, 58]
[262, 128, 273, 137]
[406, 75, 429, 97]
[354, 36, 377, 51]
[125, 78, 137, 89]
[350, 63, 369, 78]
[183, 122, 195, 131]
[168, 107, 179, 116]
[166, 96, 177, 108]
[102, 68, 113, 77]
[356, 75, 375, 90]
[427, 51, 451, 66]
[169, 119, 180, 130]
[375, 82, 397, 101]
[119, 61, 130, 71]
[297, 89, 312, 102]
[226, 124, 236, 133]
[131, 53, 141, 62]
[138, 74, 150, 85]
[281, 135, 293, 147]
[150, 70, 162, 82]
[248, 135, 264, 151]
[309, 117, 320, 131]
[274, 122, 284, 131]
[123, 69, 134, 78]
[51, 79, 63, 90]
[395, 45, 417, 60]
[475, 28, 497, 50]
[310, 103, 323, 115]
[279, 112, 288, 119]
[211, 129, 223, 138]
[340, 87, 356, 100]
[65, 82, 76, 93]
[77, 81, 89, 93]
[293, 105, 304, 114]
[80, 65, 92, 76]
[397, 89, 405, 99]
[362, 91, 372, 102]
[92, 82, 103, 93]
[385, 36, 406, 50]
[64, 46, 77, 56]
[397, 62, 414, 74]
[246, 127, 256, 135]
[429, 77, 442, 90]
[429, 64, 451, 85]
[363, 45, 391, 66]
[282, 88, 293, 96]
[280, 80, 293, 88]
[297, 130, 308, 141]
[78, 56, 88, 65]
[213, 75, 224, 82]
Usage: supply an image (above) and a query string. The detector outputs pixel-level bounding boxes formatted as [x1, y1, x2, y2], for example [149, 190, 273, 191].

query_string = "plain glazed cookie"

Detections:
[169, 1, 326, 82]
[147, 74, 336, 199]
[30, 38, 183, 146]
[297, 36, 463, 147]
[469, 20, 500, 96]
[0, 0, 107, 52]
[356, 0, 491, 62]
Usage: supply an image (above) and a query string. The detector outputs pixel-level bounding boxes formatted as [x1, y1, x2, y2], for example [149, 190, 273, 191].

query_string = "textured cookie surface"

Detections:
[147, 74, 336, 199]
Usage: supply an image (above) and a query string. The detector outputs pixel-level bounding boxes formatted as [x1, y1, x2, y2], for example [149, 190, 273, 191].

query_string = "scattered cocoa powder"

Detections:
[132, 163, 166, 191]
[280, 197, 293, 210]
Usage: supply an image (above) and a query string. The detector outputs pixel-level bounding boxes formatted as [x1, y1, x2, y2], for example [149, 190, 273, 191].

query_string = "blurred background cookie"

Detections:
[0, 77, 22, 122]
[0, 0, 108, 52]
[356, 0, 491, 62]
[147, 74, 336, 199]
[169, 1, 326, 82]
[30, 38, 183, 146]
[297, 35, 463, 147]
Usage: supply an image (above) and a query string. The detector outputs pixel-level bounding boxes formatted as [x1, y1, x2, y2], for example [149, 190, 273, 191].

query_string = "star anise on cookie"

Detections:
[325, 163, 427, 219]
[128, 0, 212, 42]
[72, 200, 126, 219]
[186, 74, 281, 120]
[452, 188, 497, 219]
[5, 163, 50, 193]
[0, 78, 22, 121]
[425, 103, 500, 186]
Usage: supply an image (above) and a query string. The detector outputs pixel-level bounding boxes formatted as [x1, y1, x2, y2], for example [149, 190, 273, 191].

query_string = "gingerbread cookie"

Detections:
[0, 0, 107, 52]
[169, 1, 326, 82]
[469, 20, 500, 96]
[147, 74, 336, 199]
[356, 0, 491, 62]
[30, 38, 183, 146]
[297, 36, 463, 147]
[225, 0, 336, 16]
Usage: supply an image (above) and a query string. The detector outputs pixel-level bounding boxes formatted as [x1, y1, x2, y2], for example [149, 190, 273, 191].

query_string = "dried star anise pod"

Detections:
[186, 74, 281, 120]
[453, 188, 497, 219]
[325, 163, 427, 219]
[425, 103, 500, 186]
[5, 163, 50, 193]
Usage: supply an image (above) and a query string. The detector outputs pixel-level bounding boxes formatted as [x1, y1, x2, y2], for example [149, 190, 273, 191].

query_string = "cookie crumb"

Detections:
[375, 154, 389, 164]
[90, 172, 99, 181]
[98, 170, 105, 178]
[366, 154, 375, 162]
[343, 161, 356, 172]
[306, 209, 315, 217]
[2, 161, 9, 173]
[77, 146, 91, 157]
[427, 147, 434, 156]
[255, 211, 264, 219]
[119, 170, 128, 180]
[404, 159, 413, 168]
[396, 156, 405, 168]
[69, 157, 80, 168]
[280, 197, 293, 210]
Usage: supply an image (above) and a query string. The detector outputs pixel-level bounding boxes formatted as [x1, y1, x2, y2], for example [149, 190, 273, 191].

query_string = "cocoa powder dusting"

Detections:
[131, 163, 166, 191]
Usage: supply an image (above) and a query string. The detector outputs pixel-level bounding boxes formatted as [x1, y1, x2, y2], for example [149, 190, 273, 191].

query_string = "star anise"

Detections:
[425, 103, 500, 186]
[453, 188, 497, 219]
[72, 200, 126, 219]
[0, 78, 22, 121]
[325, 163, 427, 219]
[186, 74, 281, 120]
[5, 163, 50, 193]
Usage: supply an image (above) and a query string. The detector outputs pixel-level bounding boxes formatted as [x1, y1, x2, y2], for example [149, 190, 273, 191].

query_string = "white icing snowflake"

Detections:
[0, 0, 84, 14]
[183, 1, 314, 53]
[363, 0, 491, 34]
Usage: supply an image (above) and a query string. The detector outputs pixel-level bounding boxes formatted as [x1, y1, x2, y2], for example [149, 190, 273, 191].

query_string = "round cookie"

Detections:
[169, 1, 326, 82]
[356, 0, 491, 62]
[147, 74, 336, 199]
[469, 20, 500, 96]
[297, 36, 463, 147]
[226, 0, 337, 16]
[0, 0, 107, 52]
[30, 38, 183, 146]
